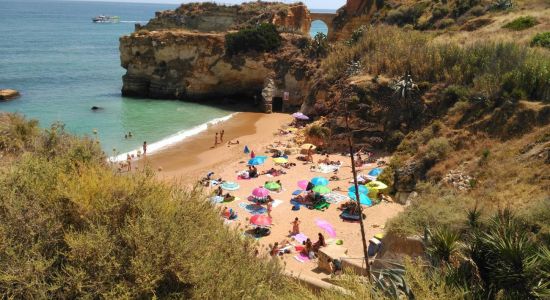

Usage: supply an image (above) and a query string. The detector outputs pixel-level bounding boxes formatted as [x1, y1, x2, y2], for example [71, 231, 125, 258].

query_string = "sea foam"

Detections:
[110, 113, 237, 162]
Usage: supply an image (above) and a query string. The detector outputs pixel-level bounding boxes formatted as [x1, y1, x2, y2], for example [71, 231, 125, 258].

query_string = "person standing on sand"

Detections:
[306, 146, 314, 163]
[220, 130, 225, 142]
[126, 154, 132, 172]
[291, 217, 300, 235]
[214, 132, 219, 147]
[143, 141, 147, 156]
[267, 200, 273, 218]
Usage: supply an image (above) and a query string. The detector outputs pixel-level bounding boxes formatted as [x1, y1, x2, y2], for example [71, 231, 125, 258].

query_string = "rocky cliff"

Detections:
[120, 2, 316, 111]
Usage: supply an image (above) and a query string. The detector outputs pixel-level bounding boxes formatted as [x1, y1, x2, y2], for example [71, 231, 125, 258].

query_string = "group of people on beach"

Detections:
[213, 130, 225, 147]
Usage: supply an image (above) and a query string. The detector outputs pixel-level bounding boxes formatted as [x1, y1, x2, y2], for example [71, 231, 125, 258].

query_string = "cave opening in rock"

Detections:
[272, 97, 283, 112]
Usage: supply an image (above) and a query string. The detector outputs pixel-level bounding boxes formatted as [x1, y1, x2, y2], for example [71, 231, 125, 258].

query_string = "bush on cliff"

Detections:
[323, 25, 550, 102]
[502, 16, 538, 31]
[225, 23, 282, 55]
[0, 113, 294, 299]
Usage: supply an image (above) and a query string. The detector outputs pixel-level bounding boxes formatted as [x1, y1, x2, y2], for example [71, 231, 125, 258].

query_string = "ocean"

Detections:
[0, 0, 331, 158]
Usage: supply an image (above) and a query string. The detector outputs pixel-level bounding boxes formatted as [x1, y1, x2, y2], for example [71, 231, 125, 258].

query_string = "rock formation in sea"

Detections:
[0, 89, 20, 101]
[120, 2, 318, 113]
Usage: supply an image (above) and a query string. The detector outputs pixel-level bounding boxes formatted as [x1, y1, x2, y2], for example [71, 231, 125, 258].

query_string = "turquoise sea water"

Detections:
[0, 0, 334, 157]
[0, 0, 237, 157]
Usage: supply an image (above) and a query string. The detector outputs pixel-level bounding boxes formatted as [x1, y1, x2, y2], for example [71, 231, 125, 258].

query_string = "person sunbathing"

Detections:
[276, 180, 283, 192]
[227, 140, 240, 145]
[313, 233, 327, 252]
[270, 242, 280, 256]
[223, 193, 235, 202]
[318, 154, 331, 164]
[215, 186, 223, 197]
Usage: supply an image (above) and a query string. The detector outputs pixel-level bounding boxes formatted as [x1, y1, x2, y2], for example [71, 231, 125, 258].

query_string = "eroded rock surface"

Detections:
[0, 89, 20, 101]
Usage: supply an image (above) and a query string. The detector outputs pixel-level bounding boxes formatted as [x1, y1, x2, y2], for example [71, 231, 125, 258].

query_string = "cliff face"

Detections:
[120, 3, 315, 112]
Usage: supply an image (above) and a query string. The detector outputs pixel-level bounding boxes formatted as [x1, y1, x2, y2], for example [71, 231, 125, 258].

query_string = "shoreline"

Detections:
[139, 112, 294, 184]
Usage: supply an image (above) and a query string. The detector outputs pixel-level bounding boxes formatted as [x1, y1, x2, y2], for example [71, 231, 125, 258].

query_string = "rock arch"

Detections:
[309, 13, 337, 41]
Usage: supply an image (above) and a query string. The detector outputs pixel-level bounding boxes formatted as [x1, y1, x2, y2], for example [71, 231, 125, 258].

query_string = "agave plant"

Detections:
[393, 73, 418, 100]
[371, 262, 414, 299]
[467, 209, 550, 298]
[426, 227, 463, 266]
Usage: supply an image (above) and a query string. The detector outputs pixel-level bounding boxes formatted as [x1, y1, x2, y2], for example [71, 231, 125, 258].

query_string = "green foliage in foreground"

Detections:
[531, 32, 550, 48]
[425, 210, 550, 299]
[0, 114, 288, 298]
[323, 25, 550, 102]
[502, 16, 538, 31]
[225, 23, 282, 55]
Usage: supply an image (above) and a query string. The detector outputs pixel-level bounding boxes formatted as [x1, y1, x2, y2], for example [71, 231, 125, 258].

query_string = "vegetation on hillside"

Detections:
[0, 114, 292, 298]
[225, 23, 282, 55]
[323, 25, 550, 103]
[502, 16, 539, 31]
[531, 32, 550, 48]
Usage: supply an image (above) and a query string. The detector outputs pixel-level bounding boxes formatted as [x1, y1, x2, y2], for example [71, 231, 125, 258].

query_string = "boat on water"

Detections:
[92, 15, 120, 23]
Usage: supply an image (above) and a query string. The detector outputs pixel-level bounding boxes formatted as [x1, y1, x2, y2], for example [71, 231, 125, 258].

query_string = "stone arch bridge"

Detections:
[309, 12, 337, 41]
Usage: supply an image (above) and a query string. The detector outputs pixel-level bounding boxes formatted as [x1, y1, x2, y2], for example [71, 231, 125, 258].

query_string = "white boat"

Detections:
[92, 15, 120, 23]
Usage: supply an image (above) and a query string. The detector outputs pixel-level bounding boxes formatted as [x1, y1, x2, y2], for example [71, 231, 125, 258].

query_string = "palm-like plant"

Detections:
[393, 73, 418, 100]
[426, 227, 462, 266]
[467, 209, 550, 299]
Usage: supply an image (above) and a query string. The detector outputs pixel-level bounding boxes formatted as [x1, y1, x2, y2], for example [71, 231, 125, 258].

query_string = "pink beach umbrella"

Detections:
[315, 219, 337, 238]
[252, 187, 270, 198]
[297, 180, 309, 190]
[250, 215, 272, 227]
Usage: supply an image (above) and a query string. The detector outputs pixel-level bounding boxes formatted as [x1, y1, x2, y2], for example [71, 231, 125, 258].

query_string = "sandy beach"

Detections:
[139, 112, 404, 281]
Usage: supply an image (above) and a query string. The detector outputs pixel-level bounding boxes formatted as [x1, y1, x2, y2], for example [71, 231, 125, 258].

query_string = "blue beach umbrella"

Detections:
[368, 168, 383, 177]
[348, 192, 373, 206]
[348, 185, 368, 194]
[248, 156, 267, 166]
[311, 176, 329, 186]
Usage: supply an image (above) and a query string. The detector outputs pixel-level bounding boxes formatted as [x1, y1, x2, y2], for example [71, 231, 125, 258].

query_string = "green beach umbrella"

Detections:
[264, 181, 281, 191]
[312, 185, 331, 194]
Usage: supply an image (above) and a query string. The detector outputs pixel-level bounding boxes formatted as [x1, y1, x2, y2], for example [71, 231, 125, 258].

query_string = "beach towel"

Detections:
[294, 253, 310, 263]
[271, 199, 283, 208]
[292, 233, 308, 244]
[311, 164, 341, 174]
[292, 189, 303, 196]
[210, 196, 224, 204]
[239, 202, 267, 215]
[324, 192, 348, 204]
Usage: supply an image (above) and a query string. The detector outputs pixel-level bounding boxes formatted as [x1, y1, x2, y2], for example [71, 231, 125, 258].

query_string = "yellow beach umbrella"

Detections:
[374, 233, 385, 240]
[273, 157, 288, 164]
[366, 181, 388, 190]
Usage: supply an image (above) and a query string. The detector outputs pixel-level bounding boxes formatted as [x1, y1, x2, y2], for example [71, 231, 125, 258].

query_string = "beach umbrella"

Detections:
[292, 112, 309, 120]
[297, 180, 309, 190]
[252, 187, 270, 198]
[311, 176, 329, 186]
[273, 157, 288, 164]
[312, 185, 331, 194]
[248, 156, 266, 166]
[264, 181, 281, 191]
[250, 215, 272, 227]
[315, 219, 337, 238]
[348, 192, 373, 206]
[366, 181, 388, 190]
[368, 168, 383, 177]
[221, 182, 240, 191]
[300, 143, 316, 150]
[348, 185, 368, 194]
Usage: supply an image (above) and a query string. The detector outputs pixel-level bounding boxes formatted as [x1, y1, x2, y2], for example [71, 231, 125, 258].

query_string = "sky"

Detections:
[66, 0, 347, 10]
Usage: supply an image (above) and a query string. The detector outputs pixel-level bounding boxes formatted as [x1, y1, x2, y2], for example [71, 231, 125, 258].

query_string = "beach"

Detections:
[141, 112, 404, 281]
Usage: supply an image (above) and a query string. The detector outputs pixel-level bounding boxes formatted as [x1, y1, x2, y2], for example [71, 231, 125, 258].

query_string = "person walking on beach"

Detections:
[142, 141, 147, 156]
[214, 132, 219, 147]
[291, 217, 301, 235]
[267, 200, 272, 218]
[220, 129, 225, 142]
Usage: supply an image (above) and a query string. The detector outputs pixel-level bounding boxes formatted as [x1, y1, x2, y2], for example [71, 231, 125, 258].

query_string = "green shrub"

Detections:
[424, 137, 451, 161]
[470, 5, 486, 16]
[322, 26, 550, 102]
[225, 23, 281, 55]
[531, 32, 550, 48]
[385, 5, 425, 26]
[438, 18, 456, 29]
[502, 16, 538, 31]
[432, 5, 450, 19]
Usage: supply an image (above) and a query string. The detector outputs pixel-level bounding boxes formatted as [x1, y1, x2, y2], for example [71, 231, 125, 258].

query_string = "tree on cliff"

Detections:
[225, 23, 282, 55]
